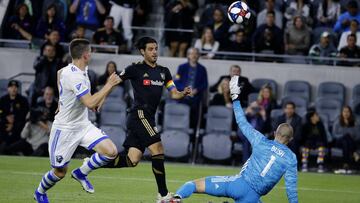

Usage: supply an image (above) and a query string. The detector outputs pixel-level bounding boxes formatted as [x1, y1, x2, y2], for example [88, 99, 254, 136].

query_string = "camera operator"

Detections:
[3, 107, 52, 156]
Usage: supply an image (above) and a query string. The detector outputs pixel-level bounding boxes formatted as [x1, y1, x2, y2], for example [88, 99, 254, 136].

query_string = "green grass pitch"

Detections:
[0, 156, 360, 203]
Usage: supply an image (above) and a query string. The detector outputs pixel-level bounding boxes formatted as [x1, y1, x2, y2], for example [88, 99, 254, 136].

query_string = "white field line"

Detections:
[0, 170, 359, 195]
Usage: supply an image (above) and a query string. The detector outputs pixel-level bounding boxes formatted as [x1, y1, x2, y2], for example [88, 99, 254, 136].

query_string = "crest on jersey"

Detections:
[143, 73, 149, 78]
[160, 73, 165, 80]
[76, 83, 82, 90]
[56, 155, 63, 163]
[71, 66, 77, 72]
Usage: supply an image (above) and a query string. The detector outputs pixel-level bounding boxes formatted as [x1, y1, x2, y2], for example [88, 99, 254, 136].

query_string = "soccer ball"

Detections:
[227, 1, 251, 24]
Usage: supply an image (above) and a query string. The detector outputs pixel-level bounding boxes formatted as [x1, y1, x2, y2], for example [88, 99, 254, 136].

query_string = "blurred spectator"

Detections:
[92, 16, 127, 53]
[285, 0, 312, 27]
[333, 0, 360, 33]
[4, 3, 33, 40]
[338, 33, 360, 66]
[284, 16, 311, 55]
[174, 48, 208, 130]
[255, 84, 277, 133]
[209, 78, 231, 107]
[210, 65, 254, 106]
[300, 110, 327, 173]
[0, 80, 29, 153]
[338, 19, 360, 50]
[71, 25, 86, 40]
[333, 106, 360, 173]
[109, 0, 136, 49]
[316, 0, 341, 27]
[98, 61, 121, 86]
[308, 31, 337, 65]
[35, 3, 66, 41]
[40, 30, 65, 60]
[132, 0, 151, 28]
[253, 11, 283, 54]
[12, 0, 44, 23]
[194, 27, 220, 59]
[273, 102, 302, 157]
[32, 44, 61, 106]
[257, 0, 283, 29]
[87, 68, 98, 95]
[245, 101, 267, 133]
[69, 0, 106, 31]
[41, 0, 69, 22]
[165, 0, 197, 57]
[2, 107, 51, 156]
[206, 7, 230, 50]
[36, 87, 58, 122]
[226, 29, 252, 53]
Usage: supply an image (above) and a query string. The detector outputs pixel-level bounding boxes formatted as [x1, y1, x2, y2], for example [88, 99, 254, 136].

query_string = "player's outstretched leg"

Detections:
[102, 147, 142, 168]
[72, 139, 117, 193]
[34, 168, 65, 203]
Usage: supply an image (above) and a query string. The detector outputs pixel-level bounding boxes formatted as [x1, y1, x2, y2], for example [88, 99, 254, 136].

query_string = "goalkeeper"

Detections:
[173, 76, 299, 203]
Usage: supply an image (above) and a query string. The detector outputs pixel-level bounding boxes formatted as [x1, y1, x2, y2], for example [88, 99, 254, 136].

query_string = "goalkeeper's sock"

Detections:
[79, 153, 114, 175]
[151, 154, 168, 197]
[37, 170, 61, 194]
[102, 154, 136, 168]
[175, 181, 196, 199]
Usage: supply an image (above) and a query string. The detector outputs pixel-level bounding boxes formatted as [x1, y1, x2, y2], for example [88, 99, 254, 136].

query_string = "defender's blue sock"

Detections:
[176, 181, 196, 199]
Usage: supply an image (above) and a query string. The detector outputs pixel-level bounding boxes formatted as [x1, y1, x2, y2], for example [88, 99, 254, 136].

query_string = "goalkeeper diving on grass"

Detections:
[172, 76, 299, 203]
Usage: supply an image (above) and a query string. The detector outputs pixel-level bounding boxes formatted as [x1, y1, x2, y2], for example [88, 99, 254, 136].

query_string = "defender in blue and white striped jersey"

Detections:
[173, 76, 298, 203]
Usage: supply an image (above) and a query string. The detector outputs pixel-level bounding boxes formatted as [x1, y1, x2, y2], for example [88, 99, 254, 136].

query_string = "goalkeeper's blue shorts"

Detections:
[205, 175, 260, 203]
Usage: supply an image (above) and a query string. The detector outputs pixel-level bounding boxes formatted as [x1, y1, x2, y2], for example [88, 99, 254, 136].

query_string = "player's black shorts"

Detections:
[123, 109, 161, 153]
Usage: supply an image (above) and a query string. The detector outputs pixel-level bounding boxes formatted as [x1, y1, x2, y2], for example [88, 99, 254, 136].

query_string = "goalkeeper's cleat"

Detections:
[34, 190, 49, 203]
[71, 167, 95, 194]
[156, 192, 180, 203]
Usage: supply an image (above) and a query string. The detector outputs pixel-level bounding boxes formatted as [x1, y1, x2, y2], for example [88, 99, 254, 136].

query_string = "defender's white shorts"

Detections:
[48, 124, 109, 168]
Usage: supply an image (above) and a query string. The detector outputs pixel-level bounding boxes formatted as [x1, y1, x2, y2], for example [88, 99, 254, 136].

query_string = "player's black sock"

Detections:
[103, 155, 136, 168]
[151, 154, 168, 196]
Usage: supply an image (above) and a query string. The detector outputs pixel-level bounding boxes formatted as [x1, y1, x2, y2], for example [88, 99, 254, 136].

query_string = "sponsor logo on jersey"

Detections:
[143, 79, 151, 86]
[160, 73, 165, 80]
[151, 80, 164, 86]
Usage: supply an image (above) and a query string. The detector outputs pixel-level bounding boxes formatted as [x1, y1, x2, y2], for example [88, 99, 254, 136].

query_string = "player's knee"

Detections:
[104, 145, 118, 159]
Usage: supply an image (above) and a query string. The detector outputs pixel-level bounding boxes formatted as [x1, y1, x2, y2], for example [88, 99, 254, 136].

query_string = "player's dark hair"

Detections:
[135, 37, 157, 52]
[284, 101, 296, 109]
[69, 38, 90, 59]
[266, 10, 275, 17]
[105, 16, 114, 22]
[348, 33, 357, 41]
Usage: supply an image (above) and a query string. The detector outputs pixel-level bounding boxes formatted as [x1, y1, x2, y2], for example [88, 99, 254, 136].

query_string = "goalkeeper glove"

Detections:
[230, 76, 242, 101]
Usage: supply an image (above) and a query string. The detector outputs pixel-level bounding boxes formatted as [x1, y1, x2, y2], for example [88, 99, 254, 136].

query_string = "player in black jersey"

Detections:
[103, 37, 192, 202]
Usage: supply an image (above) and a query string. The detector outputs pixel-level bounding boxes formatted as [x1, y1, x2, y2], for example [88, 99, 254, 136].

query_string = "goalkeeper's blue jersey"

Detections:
[233, 101, 298, 203]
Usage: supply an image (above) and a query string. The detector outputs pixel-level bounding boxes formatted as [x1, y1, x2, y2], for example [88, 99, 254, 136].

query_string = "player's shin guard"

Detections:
[317, 146, 325, 164]
[79, 153, 114, 175]
[36, 170, 61, 194]
[151, 154, 168, 197]
[102, 154, 136, 168]
[175, 181, 196, 199]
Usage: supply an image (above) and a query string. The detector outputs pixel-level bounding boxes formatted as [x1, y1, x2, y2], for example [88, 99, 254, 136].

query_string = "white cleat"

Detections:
[156, 192, 181, 203]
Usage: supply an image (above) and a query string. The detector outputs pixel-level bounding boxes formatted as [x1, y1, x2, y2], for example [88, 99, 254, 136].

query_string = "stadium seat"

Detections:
[161, 103, 191, 159]
[100, 111, 126, 128]
[318, 82, 345, 105]
[0, 79, 8, 96]
[107, 86, 125, 102]
[247, 92, 259, 105]
[102, 100, 127, 112]
[283, 80, 311, 102]
[315, 98, 342, 124]
[352, 84, 360, 100]
[201, 133, 233, 161]
[281, 96, 308, 116]
[201, 106, 233, 161]
[251, 78, 277, 96]
[318, 113, 333, 143]
[270, 109, 283, 120]
[351, 99, 360, 119]
[205, 106, 233, 134]
[101, 125, 126, 152]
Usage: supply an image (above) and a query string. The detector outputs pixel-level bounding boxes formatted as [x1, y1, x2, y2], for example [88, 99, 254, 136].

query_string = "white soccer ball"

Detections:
[227, 1, 251, 24]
